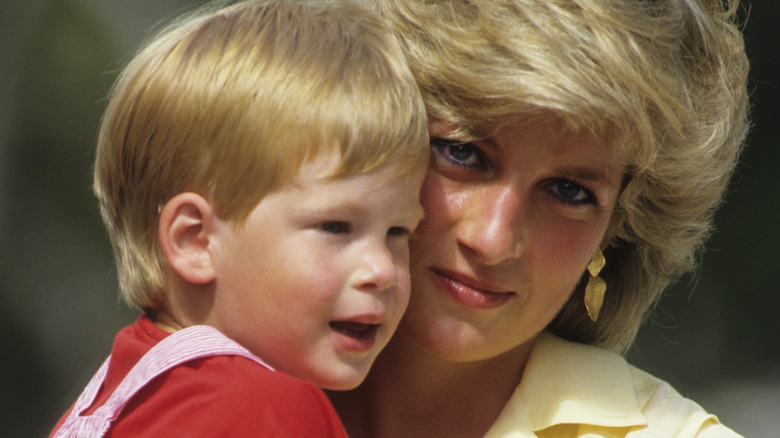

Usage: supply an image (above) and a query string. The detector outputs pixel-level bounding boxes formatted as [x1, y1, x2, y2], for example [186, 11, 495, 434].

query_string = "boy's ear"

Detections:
[158, 192, 217, 284]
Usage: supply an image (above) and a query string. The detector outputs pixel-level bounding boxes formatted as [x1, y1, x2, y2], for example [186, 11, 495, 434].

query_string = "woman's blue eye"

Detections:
[432, 138, 484, 168]
[448, 144, 474, 161]
[558, 182, 583, 199]
[320, 221, 350, 234]
[548, 181, 594, 205]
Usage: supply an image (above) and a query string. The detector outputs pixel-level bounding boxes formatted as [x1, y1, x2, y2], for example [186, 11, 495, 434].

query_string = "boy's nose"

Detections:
[353, 243, 396, 292]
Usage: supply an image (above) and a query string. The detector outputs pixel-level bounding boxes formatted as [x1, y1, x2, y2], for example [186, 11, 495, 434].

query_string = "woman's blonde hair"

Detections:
[95, 0, 428, 311]
[378, 0, 749, 352]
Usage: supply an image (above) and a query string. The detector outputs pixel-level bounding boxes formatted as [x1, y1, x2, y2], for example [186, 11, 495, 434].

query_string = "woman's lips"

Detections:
[430, 269, 514, 309]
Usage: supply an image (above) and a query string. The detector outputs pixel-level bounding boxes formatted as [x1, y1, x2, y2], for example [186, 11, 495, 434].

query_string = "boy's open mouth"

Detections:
[329, 321, 378, 339]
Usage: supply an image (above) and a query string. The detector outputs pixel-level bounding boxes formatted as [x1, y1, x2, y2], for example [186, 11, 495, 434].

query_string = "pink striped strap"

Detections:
[52, 325, 272, 438]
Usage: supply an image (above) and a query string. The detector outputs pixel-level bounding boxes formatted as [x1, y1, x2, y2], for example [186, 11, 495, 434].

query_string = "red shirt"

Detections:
[50, 316, 347, 437]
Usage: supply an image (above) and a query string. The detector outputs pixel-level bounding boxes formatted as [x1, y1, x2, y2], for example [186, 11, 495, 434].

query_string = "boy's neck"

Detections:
[152, 275, 216, 334]
[150, 309, 184, 334]
[329, 333, 533, 438]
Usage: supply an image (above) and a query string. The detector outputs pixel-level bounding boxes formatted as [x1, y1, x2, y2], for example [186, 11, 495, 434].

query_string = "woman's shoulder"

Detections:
[627, 365, 741, 437]
[487, 332, 741, 437]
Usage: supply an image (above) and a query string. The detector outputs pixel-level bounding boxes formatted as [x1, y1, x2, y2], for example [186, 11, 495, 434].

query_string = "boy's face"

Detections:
[207, 151, 425, 390]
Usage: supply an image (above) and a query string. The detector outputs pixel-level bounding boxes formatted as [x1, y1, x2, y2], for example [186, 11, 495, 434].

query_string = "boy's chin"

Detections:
[313, 364, 371, 391]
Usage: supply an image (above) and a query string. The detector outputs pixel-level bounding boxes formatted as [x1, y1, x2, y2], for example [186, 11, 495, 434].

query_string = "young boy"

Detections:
[49, 0, 428, 436]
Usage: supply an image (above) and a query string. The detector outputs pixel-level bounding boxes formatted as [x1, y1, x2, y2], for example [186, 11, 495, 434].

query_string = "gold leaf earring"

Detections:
[584, 250, 606, 321]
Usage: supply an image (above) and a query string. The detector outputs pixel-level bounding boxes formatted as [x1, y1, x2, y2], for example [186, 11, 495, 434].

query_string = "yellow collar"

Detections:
[487, 332, 646, 436]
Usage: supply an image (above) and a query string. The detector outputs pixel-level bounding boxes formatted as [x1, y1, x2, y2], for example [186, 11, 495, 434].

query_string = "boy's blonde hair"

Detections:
[378, 0, 749, 352]
[95, 0, 428, 311]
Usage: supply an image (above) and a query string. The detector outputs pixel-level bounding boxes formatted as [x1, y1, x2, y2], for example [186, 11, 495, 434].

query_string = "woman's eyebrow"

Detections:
[555, 166, 622, 189]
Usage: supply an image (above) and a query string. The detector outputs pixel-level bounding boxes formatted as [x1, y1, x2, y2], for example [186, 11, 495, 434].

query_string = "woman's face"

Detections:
[401, 118, 624, 362]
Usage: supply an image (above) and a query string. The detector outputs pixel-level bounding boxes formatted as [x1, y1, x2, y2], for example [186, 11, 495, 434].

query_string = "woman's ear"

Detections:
[158, 192, 217, 284]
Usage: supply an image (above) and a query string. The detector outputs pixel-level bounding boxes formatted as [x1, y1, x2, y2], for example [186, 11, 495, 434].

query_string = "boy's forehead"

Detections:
[286, 146, 423, 185]
[275, 159, 425, 219]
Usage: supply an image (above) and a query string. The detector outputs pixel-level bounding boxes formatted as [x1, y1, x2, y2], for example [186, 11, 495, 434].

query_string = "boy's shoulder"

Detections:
[110, 353, 346, 437]
[99, 317, 346, 437]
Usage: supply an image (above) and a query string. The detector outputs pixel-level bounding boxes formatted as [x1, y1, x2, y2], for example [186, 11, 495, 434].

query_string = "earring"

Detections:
[584, 250, 606, 321]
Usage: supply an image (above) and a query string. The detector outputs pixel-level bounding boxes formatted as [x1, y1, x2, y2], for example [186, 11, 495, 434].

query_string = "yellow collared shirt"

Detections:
[484, 332, 741, 437]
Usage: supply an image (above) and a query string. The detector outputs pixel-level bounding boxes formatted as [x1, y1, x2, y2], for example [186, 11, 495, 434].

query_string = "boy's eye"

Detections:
[387, 226, 411, 237]
[320, 221, 350, 234]
[432, 138, 485, 168]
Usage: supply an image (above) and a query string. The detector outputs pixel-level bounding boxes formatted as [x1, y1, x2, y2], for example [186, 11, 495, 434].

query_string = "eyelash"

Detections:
[432, 137, 600, 208]
[545, 179, 599, 207]
[319, 221, 350, 234]
[387, 226, 410, 236]
[319, 222, 413, 237]
[431, 138, 486, 170]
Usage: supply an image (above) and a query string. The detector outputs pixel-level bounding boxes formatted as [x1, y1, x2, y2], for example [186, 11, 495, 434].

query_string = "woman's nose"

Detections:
[457, 185, 524, 265]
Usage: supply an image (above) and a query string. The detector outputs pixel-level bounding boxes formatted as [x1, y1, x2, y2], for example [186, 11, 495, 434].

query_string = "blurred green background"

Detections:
[1, 1, 777, 436]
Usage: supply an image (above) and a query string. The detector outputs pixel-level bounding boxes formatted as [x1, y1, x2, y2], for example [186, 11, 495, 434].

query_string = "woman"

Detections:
[329, 0, 749, 436]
